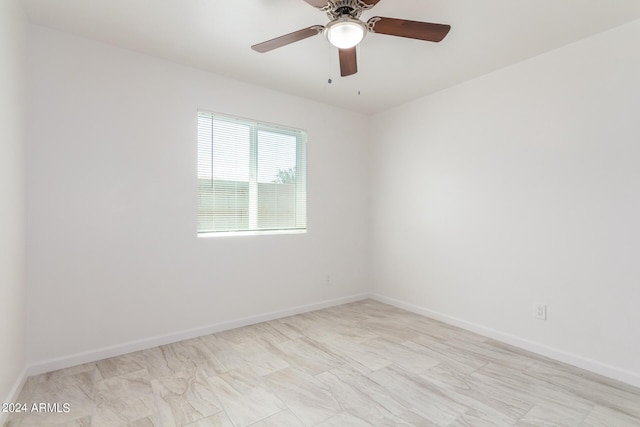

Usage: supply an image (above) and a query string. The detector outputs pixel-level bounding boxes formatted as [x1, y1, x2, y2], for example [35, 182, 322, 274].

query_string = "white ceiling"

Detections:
[21, 0, 640, 114]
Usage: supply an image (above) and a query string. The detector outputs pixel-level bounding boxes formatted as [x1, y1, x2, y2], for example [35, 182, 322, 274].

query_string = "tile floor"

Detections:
[4, 300, 640, 426]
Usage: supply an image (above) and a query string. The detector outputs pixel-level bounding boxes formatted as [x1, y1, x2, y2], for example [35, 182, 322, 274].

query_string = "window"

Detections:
[197, 111, 307, 235]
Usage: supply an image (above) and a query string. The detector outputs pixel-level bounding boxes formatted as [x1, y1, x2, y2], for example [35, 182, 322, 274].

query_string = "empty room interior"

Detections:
[2, 0, 640, 425]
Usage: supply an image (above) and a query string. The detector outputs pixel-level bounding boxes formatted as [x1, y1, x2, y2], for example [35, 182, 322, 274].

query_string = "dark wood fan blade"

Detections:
[360, 0, 381, 7]
[302, 0, 328, 8]
[339, 47, 357, 77]
[367, 17, 451, 42]
[252, 26, 324, 53]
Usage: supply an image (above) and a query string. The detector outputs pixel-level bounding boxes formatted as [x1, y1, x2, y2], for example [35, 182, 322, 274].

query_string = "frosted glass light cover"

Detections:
[326, 19, 365, 49]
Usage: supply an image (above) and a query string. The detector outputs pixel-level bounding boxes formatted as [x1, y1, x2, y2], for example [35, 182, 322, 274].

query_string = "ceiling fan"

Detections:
[251, 0, 451, 77]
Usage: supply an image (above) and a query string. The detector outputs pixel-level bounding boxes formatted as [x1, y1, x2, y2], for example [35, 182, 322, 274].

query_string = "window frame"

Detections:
[197, 110, 307, 237]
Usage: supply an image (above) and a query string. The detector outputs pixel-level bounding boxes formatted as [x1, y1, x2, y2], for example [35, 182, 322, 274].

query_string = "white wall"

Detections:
[0, 0, 27, 409]
[26, 26, 369, 366]
[370, 19, 640, 385]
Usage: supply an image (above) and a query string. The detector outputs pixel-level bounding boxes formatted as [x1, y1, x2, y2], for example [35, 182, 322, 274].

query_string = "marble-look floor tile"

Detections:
[281, 312, 378, 344]
[199, 333, 290, 377]
[215, 322, 289, 348]
[66, 415, 92, 426]
[525, 353, 640, 396]
[169, 339, 228, 377]
[450, 410, 514, 427]
[263, 367, 342, 426]
[94, 368, 153, 403]
[273, 313, 333, 342]
[274, 337, 344, 376]
[524, 362, 640, 419]
[401, 339, 487, 375]
[54, 415, 93, 427]
[111, 347, 174, 379]
[128, 414, 164, 427]
[314, 412, 373, 427]
[419, 363, 530, 424]
[245, 322, 292, 346]
[91, 395, 158, 426]
[516, 404, 592, 427]
[91, 369, 158, 426]
[361, 338, 441, 375]
[307, 342, 374, 376]
[41, 363, 101, 384]
[267, 319, 305, 340]
[12, 415, 93, 427]
[315, 368, 434, 426]
[407, 317, 487, 344]
[321, 336, 393, 372]
[367, 364, 468, 425]
[206, 368, 285, 427]
[471, 364, 593, 424]
[219, 338, 290, 377]
[581, 405, 640, 427]
[246, 410, 304, 427]
[323, 366, 425, 422]
[197, 336, 250, 372]
[480, 362, 594, 411]
[182, 411, 235, 427]
[357, 319, 425, 344]
[487, 339, 563, 368]
[443, 338, 538, 371]
[96, 352, 147, 380]
[151, 369, 221, 426]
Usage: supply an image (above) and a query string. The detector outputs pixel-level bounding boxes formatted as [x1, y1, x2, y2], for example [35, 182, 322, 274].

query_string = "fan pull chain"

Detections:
[327, 43, 335, 84]
[356, 44, 361, 94]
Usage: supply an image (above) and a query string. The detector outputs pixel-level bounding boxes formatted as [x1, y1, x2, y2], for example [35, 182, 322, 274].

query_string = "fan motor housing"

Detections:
[326, 0, 369, 20]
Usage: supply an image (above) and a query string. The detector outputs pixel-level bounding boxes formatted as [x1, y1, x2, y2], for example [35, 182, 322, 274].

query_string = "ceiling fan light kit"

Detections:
[325, 16, 367, 49]
[251, 0, 451, 77]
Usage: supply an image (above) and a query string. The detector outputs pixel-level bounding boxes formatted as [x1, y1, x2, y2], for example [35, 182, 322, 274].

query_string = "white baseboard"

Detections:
[370, 293, 640, 389]
[27, 293, 369, 377]
[0, 366, 28, 425]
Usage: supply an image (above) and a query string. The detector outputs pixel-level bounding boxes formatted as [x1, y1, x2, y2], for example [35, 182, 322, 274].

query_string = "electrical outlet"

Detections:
[534, 303, 547, 320]
[325, 274, 333, 286]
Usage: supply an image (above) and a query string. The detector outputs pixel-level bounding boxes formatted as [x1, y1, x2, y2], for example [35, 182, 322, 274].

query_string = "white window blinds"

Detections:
[197, 111, 307, 234]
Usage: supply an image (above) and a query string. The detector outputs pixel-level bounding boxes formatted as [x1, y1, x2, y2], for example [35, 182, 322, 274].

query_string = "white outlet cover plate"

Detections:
[534, 303, 547, 320]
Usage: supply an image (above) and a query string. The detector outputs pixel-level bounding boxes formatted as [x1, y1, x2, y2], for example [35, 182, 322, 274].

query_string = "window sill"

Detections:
[197, 229, 307, 238]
